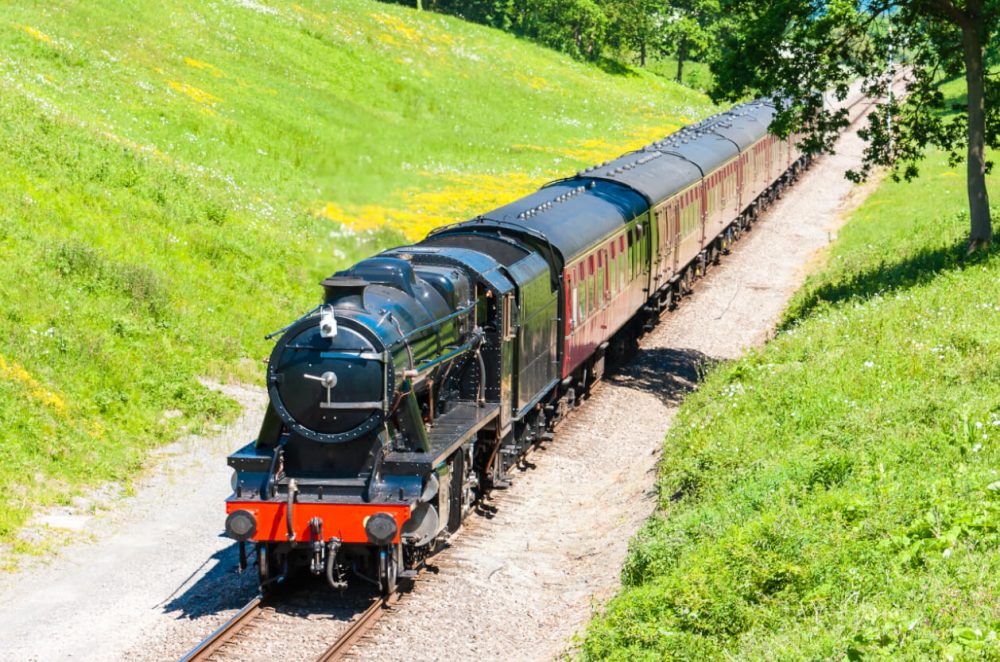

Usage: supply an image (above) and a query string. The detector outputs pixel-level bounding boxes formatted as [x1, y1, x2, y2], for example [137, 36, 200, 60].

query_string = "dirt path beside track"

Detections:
[0, 105, 881, 661]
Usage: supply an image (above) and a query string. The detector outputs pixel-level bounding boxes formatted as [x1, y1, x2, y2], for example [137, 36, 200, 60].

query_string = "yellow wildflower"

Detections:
[0, 355, 66, 414]
[370, 12, 419, 42]
[21, 25, 53, 44]
[167, 80, 222, 106]
[292, 4, 327, 23]
[183, 57, 226, 78]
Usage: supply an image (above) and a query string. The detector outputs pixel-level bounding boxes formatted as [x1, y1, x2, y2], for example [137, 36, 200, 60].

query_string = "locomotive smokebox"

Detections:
[266, 312, 390, 444]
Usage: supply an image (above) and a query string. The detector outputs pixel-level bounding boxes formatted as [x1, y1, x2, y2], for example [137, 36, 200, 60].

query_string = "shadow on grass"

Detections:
[781, 237, 997, 331]
[609, 347, 717, 408]
[594, 56, 638, 77]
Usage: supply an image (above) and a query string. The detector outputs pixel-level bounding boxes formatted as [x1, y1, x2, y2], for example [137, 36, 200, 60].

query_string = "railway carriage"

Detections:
[223, 99, 808, 594]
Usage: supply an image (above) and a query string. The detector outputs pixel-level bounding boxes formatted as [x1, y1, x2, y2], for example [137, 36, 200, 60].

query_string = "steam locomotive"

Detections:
[223, 99, 806, 594]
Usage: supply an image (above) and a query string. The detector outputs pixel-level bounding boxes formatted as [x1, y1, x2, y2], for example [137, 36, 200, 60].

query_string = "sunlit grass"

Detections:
[582, 150, 1000, 659]
[0, 0, 712, 550]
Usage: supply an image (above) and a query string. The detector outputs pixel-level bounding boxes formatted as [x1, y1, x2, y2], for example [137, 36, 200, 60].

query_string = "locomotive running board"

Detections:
[382, 401, 500, 474]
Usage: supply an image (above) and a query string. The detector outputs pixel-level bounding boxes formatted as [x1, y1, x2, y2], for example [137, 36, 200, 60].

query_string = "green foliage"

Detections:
[648, 57, 714, 92]
[601, 0, 664, 66]
[523, 0, 609, 62]
[664, 0, 720, 84]
[0, 0, 711, 548]
[582, 149, 1000, 659]
[711, 0, 999, 244]
[384, 0, 609, 60]
[384, 0, 721, 80]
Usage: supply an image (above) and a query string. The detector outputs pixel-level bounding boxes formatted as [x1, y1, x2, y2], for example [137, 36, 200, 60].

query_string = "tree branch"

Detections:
[927, 0, 969, 27]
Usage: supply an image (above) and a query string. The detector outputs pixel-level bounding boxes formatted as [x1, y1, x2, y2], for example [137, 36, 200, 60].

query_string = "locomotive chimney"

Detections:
[320, 276, 367, 309]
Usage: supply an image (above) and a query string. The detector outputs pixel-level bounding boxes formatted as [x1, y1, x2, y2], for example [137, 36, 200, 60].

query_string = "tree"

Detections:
[661, 0, 719, 83]
[530, 0, 608, 60]
[603, 0, 665, 67]
[397, 0, 608, 61]
[713, 0, 998, 250]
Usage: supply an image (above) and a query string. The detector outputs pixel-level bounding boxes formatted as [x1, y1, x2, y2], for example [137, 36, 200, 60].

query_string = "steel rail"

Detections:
[180, 594, 266, 662]
[843, 71, 905, 123]
[315, 593, 398, 662]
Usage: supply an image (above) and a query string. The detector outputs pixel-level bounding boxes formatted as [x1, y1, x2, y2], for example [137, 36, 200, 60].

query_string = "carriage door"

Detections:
[738, 152, 748, 212]
[662, 201, 677, 278]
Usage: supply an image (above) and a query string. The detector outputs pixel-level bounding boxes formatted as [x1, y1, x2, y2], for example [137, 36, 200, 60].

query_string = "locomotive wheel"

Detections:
[378, 544, 401, 596]
[256, 543, 284, 593]
[680, 270, 693, 295]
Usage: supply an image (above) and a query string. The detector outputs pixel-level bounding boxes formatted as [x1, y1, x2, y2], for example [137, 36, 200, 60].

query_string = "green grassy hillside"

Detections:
[0, 0, 711, 552]
[581, 144, 1000, 656]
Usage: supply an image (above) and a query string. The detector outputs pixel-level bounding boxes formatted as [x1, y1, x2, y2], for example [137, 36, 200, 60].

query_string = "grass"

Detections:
[647, 57, 714, 93]
[581, 140, 1000, 657]
[0, 0, 712, 550]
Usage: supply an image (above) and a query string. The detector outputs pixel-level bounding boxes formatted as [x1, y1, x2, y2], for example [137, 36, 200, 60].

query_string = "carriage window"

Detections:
[588, 255, 596, 312]
[571, 283, 579, 330]
[627, 227, 634, 278]
[596, 262, 605, 307]
[610, 242, 617, 294]
[635, 225, 643, 273]
[596, 251, 604, 306]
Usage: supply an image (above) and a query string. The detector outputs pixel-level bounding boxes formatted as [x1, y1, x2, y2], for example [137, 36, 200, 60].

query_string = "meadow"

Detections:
[0, 0, 711, 553]
[647, 57, 714, 94]
[581, 102, 1000, 657]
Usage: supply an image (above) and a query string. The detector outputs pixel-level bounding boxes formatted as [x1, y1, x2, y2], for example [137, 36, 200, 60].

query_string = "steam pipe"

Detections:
[325, 538, 345, 589]
[476, 348, 486, 405]
[402, 336, 480, 382]
[389, 303, 475, 348]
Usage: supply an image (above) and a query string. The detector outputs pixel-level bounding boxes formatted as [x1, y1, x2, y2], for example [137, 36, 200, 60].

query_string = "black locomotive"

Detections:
[224, 99, 807, 594]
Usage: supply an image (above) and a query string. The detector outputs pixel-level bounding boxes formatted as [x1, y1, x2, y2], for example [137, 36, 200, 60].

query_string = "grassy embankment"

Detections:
[0, 0, 711, 555]
[647, 58, 714, 93]
[583, 80, 1000, 659]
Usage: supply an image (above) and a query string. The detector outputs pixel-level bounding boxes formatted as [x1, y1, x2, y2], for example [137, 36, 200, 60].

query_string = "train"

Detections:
[223, 99, 807, 594]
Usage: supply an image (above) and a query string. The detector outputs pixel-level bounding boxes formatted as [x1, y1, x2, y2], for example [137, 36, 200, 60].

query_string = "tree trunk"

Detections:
[676, 41, 686, 83]
[640, 41, 647, 68]
[961, 1, 992, 249]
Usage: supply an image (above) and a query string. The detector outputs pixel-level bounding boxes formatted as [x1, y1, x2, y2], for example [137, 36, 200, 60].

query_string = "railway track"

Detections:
[180, 594, 268, 661]
[315, 592, 399, 662]
[844, 70, 906, 123]
[180, 585, 400, 661]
